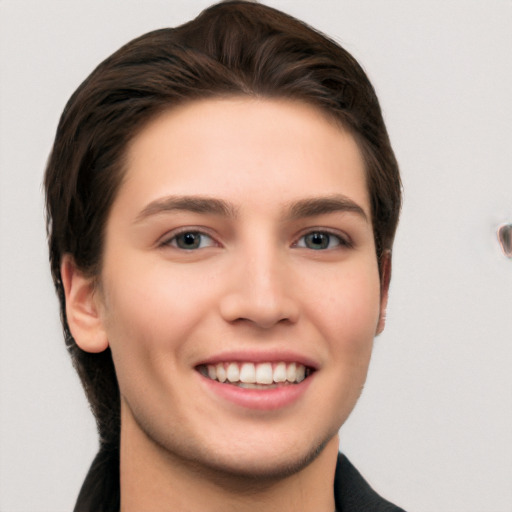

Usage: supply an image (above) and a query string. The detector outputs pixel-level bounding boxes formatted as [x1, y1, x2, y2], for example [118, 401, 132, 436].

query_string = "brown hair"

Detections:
[44, 1, 401, 509]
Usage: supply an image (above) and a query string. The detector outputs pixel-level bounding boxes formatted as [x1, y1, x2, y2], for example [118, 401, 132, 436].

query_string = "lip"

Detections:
[194, 350, 318, 411]
[198, 370, 314, 411]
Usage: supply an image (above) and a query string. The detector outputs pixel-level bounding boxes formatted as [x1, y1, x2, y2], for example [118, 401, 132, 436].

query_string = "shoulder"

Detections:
[334, 453, 407, 512]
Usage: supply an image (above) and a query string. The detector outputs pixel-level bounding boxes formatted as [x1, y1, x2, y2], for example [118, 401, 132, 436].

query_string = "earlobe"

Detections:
[376, 250, 392, 335]
[61, 255, 109, 353]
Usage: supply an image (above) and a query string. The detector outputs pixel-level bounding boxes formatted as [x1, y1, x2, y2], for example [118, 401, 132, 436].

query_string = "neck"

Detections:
[119, 407, 339, 512]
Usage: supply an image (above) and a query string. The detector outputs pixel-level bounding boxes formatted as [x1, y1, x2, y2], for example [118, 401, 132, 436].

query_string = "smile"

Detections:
[197, 362, 312, 387]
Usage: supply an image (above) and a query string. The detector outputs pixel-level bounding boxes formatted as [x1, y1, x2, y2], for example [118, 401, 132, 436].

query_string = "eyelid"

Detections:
[292, 228, 353, 249]
[157, 226, 352, 250]
[158, 226, 221, 249]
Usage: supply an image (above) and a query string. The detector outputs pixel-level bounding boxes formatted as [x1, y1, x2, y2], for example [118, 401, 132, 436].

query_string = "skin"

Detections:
[62, 97, 390, 512]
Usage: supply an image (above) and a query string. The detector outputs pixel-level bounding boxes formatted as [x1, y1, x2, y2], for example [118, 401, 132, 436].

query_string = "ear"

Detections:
[60, 255, 109, 353]
[376, 250, 392, 335]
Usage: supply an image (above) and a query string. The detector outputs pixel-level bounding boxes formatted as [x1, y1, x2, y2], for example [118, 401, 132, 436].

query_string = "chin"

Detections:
[212, 438, 331, 481]
[151, 424, 338, 485]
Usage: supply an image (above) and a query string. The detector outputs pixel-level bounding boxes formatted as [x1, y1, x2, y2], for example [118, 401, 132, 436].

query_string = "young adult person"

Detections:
[44, 1, 404, 510]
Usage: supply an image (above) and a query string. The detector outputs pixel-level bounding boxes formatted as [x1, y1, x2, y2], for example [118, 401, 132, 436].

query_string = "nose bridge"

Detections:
[246, 245, 283, 302]
[219, 234, 298, 328]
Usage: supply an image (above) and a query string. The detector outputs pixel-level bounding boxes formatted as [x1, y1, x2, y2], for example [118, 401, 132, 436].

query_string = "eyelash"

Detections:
[161, 228, 217, 250]
[293, 230, 352, 251]
[160, 228, 352, 251]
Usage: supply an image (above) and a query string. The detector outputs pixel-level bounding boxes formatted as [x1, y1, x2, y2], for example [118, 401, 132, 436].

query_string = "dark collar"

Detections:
[334, 453, 406, 511]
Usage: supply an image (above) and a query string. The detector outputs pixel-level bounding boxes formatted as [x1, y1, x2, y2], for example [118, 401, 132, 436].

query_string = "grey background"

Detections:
[1, 1, 511, 511]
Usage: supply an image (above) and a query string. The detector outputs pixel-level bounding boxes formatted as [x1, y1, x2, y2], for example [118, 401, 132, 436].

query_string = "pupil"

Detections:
[184, 233, 196, 245]
[179, 232, 200, 248]
[307, 233, 328, 249]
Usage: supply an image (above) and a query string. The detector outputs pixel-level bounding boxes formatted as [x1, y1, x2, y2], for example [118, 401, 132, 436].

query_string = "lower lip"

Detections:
[199, 374, 314, 411]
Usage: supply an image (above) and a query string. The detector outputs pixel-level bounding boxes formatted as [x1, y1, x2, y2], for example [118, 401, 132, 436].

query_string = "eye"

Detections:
[164, 231, 216, 250]
[295, 231, 348, 250]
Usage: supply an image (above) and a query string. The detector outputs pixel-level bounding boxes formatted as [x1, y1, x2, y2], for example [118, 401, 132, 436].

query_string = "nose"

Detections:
[219, 249, 300, 329]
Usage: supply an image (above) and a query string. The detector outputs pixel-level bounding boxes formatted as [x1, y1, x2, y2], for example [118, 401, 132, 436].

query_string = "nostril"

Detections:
[497, 223, 512, 258]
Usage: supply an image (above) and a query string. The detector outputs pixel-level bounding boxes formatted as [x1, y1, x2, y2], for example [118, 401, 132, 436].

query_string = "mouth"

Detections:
[196, 361, 314, 389]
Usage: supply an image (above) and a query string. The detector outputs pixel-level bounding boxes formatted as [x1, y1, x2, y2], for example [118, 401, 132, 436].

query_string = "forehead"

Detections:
[119, 97, 370, 217]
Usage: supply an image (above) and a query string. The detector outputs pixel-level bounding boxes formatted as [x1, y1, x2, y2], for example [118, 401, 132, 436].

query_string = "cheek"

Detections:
[300, 262, 381, 429]
[306, 260, 382, 348]
[100, 262, 218, 368]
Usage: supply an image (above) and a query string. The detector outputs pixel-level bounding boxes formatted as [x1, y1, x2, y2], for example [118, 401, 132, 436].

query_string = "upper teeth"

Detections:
[203, 362, 307, 384]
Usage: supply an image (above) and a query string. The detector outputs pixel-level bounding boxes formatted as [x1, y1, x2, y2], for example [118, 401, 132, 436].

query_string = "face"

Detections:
[89, 98, 387, 478]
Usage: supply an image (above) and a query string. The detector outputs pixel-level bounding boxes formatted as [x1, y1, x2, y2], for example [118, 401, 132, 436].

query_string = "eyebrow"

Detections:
[135, 195, 238, 223]
[285, 195, 369, 222]
[134, 194, 368, 223]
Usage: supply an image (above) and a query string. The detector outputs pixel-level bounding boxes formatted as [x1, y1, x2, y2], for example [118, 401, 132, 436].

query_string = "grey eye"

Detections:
[305, 232, 331, 250]
[176, 232, 201, 249]
[296, 232, 343, 250]
[170, 232, 215, 250]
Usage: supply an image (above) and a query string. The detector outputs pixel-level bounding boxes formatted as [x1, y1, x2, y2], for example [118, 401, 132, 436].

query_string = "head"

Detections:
[45, 0, 401, 506]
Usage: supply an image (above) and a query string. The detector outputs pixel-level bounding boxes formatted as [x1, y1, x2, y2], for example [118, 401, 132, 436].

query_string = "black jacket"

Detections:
[335, 454, 406, 511]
